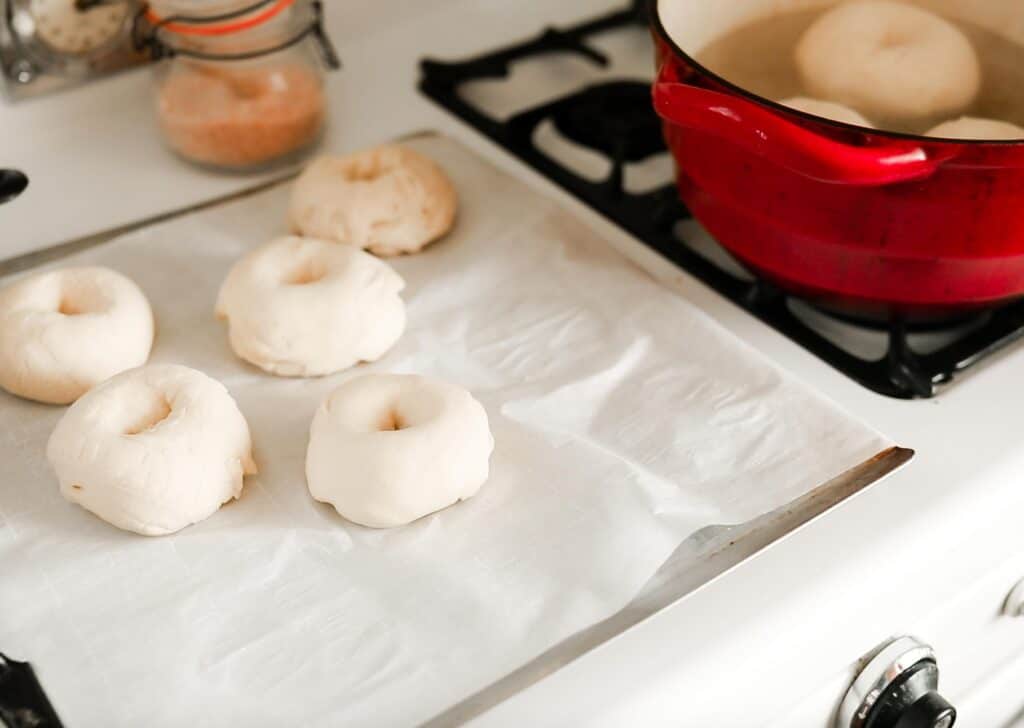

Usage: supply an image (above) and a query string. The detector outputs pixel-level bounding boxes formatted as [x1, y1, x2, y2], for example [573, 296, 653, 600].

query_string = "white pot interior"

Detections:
[657, 0, 1024, 56]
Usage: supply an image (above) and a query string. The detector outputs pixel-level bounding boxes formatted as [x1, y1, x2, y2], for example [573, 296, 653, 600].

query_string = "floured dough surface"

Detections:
[927, 116, 1024, 140]
[779, 97, 873, 127]
[306, 373, 494, 528]
[289, 145, 458, 256]
[0, 266, 154, 404]
[216, 236, 406, 377]
[795, 1, 980, 124]
[47, 363, 257, 536]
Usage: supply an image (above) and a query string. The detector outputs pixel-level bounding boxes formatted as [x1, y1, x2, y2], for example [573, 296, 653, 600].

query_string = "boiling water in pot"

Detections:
[695, 5, 1024, 136]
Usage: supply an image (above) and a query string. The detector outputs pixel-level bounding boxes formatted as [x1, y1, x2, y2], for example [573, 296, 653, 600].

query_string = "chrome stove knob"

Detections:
[0, 170, 28, 205]
[838, 636, 956, 728]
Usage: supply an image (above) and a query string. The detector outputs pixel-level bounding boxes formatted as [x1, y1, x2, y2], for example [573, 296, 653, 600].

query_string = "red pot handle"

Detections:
[653, 74, 948, 186]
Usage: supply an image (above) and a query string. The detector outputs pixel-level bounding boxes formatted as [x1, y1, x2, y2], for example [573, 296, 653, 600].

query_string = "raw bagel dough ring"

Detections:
[927, 117, 1024, 141]
[288, 144, 458, 257]
[795, 0, 980, 124]
[216, 236, 406, 377]
[0, 266, 154, 404]
[47, 364, 257, 536]
[779, 97, 873, 127]
[306, 373, 494, 528]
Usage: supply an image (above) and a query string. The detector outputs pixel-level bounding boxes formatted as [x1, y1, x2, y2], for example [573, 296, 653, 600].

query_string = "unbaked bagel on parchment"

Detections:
[288, 144, 458, 257]
[47, 363, 256, 536]
[0, 266, 154, 405]
[306, 373, 494, 528]
[795, 0, 981, 125]
[215, 236, 406, 377]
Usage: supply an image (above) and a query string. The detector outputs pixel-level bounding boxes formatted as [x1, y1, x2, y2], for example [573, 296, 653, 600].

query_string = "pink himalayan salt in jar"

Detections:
[144, 0, 338, 171]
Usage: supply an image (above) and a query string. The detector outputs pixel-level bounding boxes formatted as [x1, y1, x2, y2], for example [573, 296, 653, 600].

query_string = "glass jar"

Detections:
[138, 0, 339, 171]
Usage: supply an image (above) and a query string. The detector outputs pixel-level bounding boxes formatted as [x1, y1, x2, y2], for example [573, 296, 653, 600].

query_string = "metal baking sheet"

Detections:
[0, 133, 906, 727]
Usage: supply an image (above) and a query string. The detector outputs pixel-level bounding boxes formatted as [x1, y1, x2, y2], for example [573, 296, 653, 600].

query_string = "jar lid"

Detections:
[146, 0, 295, 37]
[134, 0, 340, 67]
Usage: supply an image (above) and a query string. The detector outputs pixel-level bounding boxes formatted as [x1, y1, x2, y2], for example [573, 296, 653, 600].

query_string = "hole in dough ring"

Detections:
[0, 266, 155, 405]
[288, 144, 458, 257]
[46, 364, 257, 536]
[795, 0, 980, 124]
[215, 236, 406, 378]
[306, 373, 494, 528]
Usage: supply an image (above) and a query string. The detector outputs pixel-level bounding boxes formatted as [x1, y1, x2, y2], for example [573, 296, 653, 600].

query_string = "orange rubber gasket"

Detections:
[146, 0, 297, 36]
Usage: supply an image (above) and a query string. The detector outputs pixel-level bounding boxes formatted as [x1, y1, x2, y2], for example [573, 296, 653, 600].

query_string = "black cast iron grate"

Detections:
[417, 0, 1024, 399]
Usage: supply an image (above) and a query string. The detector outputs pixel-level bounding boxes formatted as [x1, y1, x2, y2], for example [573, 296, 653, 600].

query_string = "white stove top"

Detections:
[5, 1, 1024, 725]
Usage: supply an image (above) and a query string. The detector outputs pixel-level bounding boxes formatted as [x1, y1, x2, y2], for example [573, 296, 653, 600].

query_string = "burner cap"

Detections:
[552, 81, 666, 163]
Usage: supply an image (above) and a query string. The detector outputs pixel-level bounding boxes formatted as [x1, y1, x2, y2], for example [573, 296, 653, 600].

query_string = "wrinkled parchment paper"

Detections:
[0, 135, 890, 726]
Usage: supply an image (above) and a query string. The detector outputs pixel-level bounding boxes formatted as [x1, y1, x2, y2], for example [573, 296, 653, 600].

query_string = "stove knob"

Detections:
[1003, 577, 1024, 616]
[837, 636, 956, 728]
[10, 59, 36, 85]
[0, 170, 28, 205]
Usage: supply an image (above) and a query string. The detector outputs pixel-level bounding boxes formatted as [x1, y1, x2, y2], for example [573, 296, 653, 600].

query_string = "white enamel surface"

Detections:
[289, 145, 458, 257]
[0, 265, 153, 403]
[215, 235, 406, 377]
[46, 363, 256, 535]
[306, 373, 494, 528]
[658, 0, 1024, 54]
[658, 0, 833, 53]
[0, 0, 587, 260]
[7, 0, 1024, 725]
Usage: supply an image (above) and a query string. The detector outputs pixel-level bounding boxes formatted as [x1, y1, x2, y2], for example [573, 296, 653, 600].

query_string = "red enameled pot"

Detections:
[650, 0, 1024, 322]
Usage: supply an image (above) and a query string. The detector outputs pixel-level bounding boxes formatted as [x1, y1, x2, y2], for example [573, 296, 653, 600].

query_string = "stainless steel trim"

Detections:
[838, 635, 936, 728]
[425, 446, 915, 728]
[0, 173, 295, 276]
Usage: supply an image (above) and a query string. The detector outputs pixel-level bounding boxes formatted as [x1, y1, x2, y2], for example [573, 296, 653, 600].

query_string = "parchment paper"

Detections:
[0, 135, 890, 727]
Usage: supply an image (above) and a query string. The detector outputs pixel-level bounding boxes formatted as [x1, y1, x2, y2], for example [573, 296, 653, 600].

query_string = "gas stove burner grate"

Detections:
[418, 0, 1024, 399]
[550, 81, 666, 162]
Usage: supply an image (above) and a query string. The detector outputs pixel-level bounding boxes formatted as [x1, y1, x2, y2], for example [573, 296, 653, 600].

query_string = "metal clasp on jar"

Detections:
[131, 0, 340, 70]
